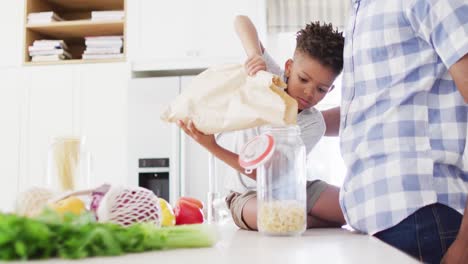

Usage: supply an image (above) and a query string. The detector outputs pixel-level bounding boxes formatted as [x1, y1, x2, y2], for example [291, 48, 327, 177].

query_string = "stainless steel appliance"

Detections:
[138, 158, 170, 201]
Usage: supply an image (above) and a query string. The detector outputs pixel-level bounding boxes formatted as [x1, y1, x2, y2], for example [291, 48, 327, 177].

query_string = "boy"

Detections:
[178, 15, 345, 229]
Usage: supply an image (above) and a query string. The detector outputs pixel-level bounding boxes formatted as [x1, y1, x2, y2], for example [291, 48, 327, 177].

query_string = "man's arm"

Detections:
[442, 200, 468, 263]
[449, 53, 468, 103]
[442, 53, 468, 263]
[321, 106, 340, 136]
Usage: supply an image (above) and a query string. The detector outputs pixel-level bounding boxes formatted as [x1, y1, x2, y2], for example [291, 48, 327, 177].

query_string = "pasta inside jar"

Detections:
[257, 200, 306, 235]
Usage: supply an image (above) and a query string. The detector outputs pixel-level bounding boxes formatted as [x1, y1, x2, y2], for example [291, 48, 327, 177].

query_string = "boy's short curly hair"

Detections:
[296, 22, 344, 75]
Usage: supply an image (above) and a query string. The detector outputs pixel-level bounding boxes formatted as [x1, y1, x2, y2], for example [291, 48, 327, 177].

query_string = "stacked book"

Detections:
[27, 11, 64, 24]
[91, 10, 125, 21]
[83, 36, 124, 60]
[29, 40, 71, 62]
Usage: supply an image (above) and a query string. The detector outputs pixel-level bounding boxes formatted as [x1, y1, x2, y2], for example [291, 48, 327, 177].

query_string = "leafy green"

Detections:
[0, 211, 217, 260]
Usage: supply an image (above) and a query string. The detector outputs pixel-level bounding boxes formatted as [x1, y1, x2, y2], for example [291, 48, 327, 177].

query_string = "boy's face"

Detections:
[284, 52, 337, 111]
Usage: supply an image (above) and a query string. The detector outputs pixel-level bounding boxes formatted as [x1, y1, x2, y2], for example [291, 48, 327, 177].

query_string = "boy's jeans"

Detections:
[374, 203, 462, 264]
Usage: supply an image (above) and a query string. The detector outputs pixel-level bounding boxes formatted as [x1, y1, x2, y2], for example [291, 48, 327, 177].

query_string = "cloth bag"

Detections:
[161, 64, 297, 134]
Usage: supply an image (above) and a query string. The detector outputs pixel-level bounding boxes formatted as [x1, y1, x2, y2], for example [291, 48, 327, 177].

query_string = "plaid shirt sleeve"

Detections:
[405, 0, 468, 67]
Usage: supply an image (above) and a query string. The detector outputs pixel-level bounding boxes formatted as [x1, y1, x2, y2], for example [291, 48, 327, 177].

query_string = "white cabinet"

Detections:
[79, 63, 130, 187]
[133, 0, 194, 60]
[0, 69, 24, 211]
[179, 76, 210, 201]
[131, 0, 263, 63]
[194, 0, 263, 59]
[128, 75, 224, 204]
[128, 76, 181, 203]
[15, 63, 130, 193]
[20, 66, 78, 190]
[0, 1, 23, 67]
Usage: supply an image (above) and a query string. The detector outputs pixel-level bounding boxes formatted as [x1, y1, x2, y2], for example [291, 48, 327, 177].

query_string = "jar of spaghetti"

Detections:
[46, 136, 91, 192]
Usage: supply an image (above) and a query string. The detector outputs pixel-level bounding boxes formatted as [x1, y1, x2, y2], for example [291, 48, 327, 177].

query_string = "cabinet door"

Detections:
[78, 63, 130, 187]
[135, 0, 195, 61]
[0, 1, 23, 67]
[134, 0, 263, 62]
[128, 76, 180, 203]
[21, 66, 78, 190]
[179, 76, 211, 202]
[0, 69, 23, 211]
[195, 0, 263, 59]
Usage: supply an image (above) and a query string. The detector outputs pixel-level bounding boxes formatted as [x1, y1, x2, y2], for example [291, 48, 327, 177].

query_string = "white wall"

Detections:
[0, 1, 23, 68]
[0, 69, 24, 211]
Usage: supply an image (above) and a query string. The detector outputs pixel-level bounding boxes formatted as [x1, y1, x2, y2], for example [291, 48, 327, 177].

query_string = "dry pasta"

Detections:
[53, 137, 80, 191]
[258, 200, 306, 235]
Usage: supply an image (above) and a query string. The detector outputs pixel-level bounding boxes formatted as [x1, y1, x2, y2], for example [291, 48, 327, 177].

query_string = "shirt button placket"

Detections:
[342, 0, 360, 128]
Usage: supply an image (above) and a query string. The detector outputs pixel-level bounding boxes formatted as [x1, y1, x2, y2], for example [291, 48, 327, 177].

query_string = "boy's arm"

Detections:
[234, 15, 263, 57]
[209, 141, 257, 181]
[321, 106, 340, 136]
[177, 120, 257, 180]
[234, 15, 267, 76]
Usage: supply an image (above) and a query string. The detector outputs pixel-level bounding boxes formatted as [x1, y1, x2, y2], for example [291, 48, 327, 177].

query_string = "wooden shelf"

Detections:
[24, 58, 126, 66]
[25, 0, 123, 13]
[45, 0, 124, 11]
[27, 20, 124, 38]
[24, 0, 126, 65]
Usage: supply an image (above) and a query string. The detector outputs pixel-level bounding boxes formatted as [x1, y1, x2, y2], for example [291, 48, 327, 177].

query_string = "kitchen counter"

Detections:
[11, 222, 418, 264]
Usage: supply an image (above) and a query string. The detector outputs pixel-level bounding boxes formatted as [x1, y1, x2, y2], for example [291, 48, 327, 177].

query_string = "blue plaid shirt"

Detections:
[340, 0, 468, 234]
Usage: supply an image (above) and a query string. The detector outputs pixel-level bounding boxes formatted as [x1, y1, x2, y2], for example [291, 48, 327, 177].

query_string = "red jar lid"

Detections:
[238, 134, 275, 173]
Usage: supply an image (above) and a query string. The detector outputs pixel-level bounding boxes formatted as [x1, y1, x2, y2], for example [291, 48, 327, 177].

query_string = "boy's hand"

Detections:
[245, 54, 267, 76]
[177, 120, 217, 151]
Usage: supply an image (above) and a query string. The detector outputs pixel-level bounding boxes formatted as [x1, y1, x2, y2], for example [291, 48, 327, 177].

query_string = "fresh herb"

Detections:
[0, 211, 217, 260]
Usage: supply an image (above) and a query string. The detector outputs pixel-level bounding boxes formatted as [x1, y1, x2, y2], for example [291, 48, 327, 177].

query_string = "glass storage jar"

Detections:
[46, 136, 91, 192]
[239, 125, 307, 236]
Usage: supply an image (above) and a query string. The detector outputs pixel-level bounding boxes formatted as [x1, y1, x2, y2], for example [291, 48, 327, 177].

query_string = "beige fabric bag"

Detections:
[161, 64, 298, 134]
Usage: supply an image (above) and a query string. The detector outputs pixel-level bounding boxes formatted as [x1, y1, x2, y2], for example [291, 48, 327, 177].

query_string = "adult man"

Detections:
[322, 0, 468, 262]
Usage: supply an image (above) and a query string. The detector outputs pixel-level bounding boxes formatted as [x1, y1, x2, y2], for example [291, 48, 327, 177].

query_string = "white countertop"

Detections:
[11, 222, 418, 264]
